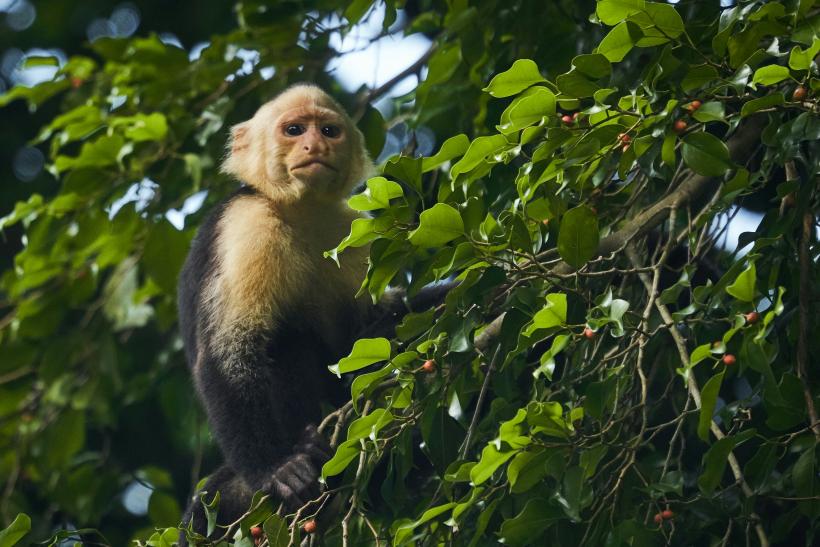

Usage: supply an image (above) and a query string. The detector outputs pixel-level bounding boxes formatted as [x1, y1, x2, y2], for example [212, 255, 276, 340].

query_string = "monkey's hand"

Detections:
[265, 425, 332, 512]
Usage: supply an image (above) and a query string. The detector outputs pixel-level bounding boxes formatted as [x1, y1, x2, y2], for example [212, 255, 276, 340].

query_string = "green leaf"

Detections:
[523, 293, 568, 335]
[698, 370, 725, 441]
[421, 406, 464, 475]
[321, 439, 360, 478]
[148, 491, 182, 527]
[344, 0, 372, 24]
[347, 177, 404, 211]
[793, 445, 820, 517]
[322, 410, 394, 478]
[394, 502, 457, 545]
[556, 71, 600, 98]
[263, 514, 290, 547]
[751, 65, 791, 86]
[689, 343, 712, 368]
[143, 219, 191, 294]
[422, 134, 470, 172]
[681, 132, 732, 177]
[682, 64, 719, 92]
[383, 155, 422, 190]
[571, 53, 612, 79]
[596, 0, 645, 26]
[120, 112, 168, 142]
[557, 206, 599, 269]
[692, 101, 726, 123]
[597, 21, 641, 62]
[508, 448, 549, 493]
[330, 338, 392, 376]
[470, 443, 518, 485]
[350, 364, 394, 413]
[450, 134, 509, 177]
[22, 55, 59, 68]
[726, 262, 756, 302]
[630, 2, 685, 45]
[499, 498, 562, 546]
[698, 429, 756, 493]
[498, 87, 556, 133]
[483, 59, 546, 98]
[54, 134, 126, 173]
[788, 37, 820, 71]
[0, 514, 30, 547]
[358, 105, 386, 160]
[408, 203, 464, 248]
[741, 92, 784, 117]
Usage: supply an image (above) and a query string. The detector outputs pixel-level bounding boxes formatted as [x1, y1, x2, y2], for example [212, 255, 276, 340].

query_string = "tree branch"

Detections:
[476, 115, 768, 352]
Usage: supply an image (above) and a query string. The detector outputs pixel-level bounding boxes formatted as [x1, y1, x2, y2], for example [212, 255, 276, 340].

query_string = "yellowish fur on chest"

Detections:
[203, 194, 367, 355]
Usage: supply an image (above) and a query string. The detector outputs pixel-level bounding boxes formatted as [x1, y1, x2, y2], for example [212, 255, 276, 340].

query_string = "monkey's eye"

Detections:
[321, 125, 341, 138]
[284, 124, 305, 136]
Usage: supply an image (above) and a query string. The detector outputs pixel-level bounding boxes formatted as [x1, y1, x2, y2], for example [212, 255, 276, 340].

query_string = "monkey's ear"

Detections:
[230, 122, 250, 154]
[222, 121, 256, 182]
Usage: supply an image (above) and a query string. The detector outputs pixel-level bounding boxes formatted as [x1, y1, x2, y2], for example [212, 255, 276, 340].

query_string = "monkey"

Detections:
[177, 84, 379, 541]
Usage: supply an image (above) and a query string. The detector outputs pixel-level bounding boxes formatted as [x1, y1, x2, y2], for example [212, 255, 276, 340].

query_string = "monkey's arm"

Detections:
[193, 340, 332, 508]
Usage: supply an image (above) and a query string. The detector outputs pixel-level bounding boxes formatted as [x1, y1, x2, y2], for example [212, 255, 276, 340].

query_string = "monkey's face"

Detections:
[222, 85, 372, 204]
[274, 104, 353, 192]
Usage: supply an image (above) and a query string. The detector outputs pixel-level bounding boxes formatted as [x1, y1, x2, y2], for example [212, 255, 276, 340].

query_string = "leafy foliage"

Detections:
[0, 0, 818, 546]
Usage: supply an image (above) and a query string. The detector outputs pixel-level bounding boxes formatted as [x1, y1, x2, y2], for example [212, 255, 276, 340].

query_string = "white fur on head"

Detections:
[221, 84, 374, 204]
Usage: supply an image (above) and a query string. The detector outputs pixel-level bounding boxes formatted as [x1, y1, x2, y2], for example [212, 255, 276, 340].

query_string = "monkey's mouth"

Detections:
[292, 160, 336, 172]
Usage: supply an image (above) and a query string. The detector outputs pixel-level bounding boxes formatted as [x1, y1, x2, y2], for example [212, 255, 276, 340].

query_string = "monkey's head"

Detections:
[222, 84, 372, 204]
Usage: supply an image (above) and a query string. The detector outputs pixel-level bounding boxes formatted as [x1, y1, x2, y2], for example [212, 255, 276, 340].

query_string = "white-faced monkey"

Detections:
[177, 85, 377, 539]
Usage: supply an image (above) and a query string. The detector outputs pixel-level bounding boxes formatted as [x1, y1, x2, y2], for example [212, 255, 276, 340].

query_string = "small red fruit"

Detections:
[561, 114, 574, 125]
[250, 526, 264, 539]
[744, 311, 760, 324]
[673, 119, 688, 134]
[722, 354, 736, 366]
[70, 77, 83, 89]
[661, 509, 674, 519]
[583, 327, 595, 339]
[653, 513, 664, 524]
[572, 112, 580, 120]
[792, 86, 807, 101]
[618, 132, 631, 143]
[685, 100, 702, 112]
[421, 359, 436, 373]
[303, 520, 318, 534]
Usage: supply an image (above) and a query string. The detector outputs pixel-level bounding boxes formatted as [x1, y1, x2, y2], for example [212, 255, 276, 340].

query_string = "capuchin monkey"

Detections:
[177, 84, 378, 540]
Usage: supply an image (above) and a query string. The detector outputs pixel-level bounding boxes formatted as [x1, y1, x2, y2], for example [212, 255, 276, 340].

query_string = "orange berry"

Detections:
[421, 359, 436, 373]
[618, 132, 631, 143]
[561, 114, 574, 125]
[722, 354, 736, 366]
[653, 513, 664, 524]
[250, 526, 264, 539]
[583, 328, 595, 339]
[744, 311, 760, 324]
[685, 100, 702, 112]
[792, 86, 807, 101]
[661, 509, 674, 519]
[673, 120, 688, 134]
[303, 520, 317, 534]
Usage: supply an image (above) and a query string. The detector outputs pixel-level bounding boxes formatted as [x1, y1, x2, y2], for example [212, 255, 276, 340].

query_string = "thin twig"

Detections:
[626, 245, 770, 547]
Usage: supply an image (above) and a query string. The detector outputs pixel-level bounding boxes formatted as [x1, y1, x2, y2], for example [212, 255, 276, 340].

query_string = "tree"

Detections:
[0, 0, 818, 545]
